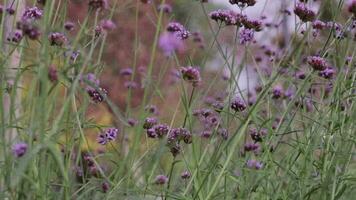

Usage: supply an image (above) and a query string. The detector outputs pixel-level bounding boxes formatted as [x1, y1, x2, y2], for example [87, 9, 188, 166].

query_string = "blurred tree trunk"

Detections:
[2, 1, 25, 142]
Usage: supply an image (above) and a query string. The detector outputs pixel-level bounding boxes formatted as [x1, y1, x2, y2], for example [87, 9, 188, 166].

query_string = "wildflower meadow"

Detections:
[0, 0, 356, 199]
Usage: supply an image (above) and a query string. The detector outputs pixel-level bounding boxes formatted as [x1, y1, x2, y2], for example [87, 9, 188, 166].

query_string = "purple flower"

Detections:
[218, 127, 228, 140]
[124, 81, 138, 89]
[201, 130, 212, 138]
[307, 56, 328, 71]
[152, 124, 170, 138]
[119, 68, 133, 76]
[239, 28, 254, 44]
[154, 175, 168, 185]
[272, 85, 284, 99]
[229, 0, 256, 7]
[87, 87, 107, 103]
[181, 171, 191, 179]
[7, 30, 23, 43]
[180, 66, 201, 87]
[296, 71, 306, 79]
[48, 65, 58, 82]
[242, 18, 263, 31]
[97, 128, 119, 145]
[12, 142, 28, 157]
[231, 97, 246, 112]
[244, 142, 259, 152]
[100, 19, 116, 31]
[145, 105, 159, 115]
[312, 20, 326, 30]
[102, 182, 110, 193]
[89, 0, 108, 10]
[159, 32, 184, 57]
[294, 3, 316, 22]
[22, 7, 43, 21]
[250, 128, 267, 142]
[246, 159, 263, 170]
[348, 0, 356, 15]
[143, 117, 158, 129]
[6, 7, 15, 15]
[318, 67, 335, 79]
[146, 128, 157, 138]
[127, 118, 138, 127]
[168, 127, 191, 144]
[64, 21, 75, 31]
[157, 3, 172, 13]
[48, 32, 67, 46]
[209, 9, 244, 26]
[166, 22, 190, 40]
[16, 20, 41, 40]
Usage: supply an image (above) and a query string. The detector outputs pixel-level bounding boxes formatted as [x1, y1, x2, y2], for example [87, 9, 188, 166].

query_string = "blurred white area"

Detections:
[206, 1, 319, 97]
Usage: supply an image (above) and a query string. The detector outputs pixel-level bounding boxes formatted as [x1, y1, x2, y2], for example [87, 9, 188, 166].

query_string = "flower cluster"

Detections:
[166, 22, 190, 40]
[167, 128, 192, 156]
[294, 3, 316, 22]
[180, 66, 201, 87]
[209, 9, 244, 26]
[89, 0, 108, 10]
[231, 96, 247, 112]
[22, 6, 43, 21]
[229, 0, 256, 7]
[82, 73, 107, 103]
[239, 28, 255, 44]
[12, 142, 28, 158]
[307, 56, 329, 71]
[97, 128, 119, 145]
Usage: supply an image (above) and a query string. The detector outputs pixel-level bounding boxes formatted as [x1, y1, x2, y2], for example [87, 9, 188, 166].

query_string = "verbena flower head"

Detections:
[209, 9, 244, 26]
[231, 96, 246, 112]
[100, 19, 116, 31]
[48, 32, 67, 46]
[318, 67, 335, 79]
[272, 84, 284, 99]
[157, 3, 172, 13]
[307, 56, 328, 71]
[229, 0, 256, 7]
[128, 118, 138, 127]
[87, 87, 107, 103]
[312, 20, 326, 30]
[143, 117, 158, 129]
[348, 0, 356, 16]
[89, 0, 108, 10]
[181, 171, 191, 179]
[7, 30, 23, 43]
[250, 128, 267, 142]
[97, 128, 119, 145]
[22, 7, 43, 21]
[64, 21, 75, 31]
[294, 3, 316, 22]
[119, 68, 133, 76]
[246, 159, 263, 169]
[239, 28, 255, 44]
[242, 18, 263, 31]
[48, 65, 58, 82]
[12, 142, 28, 157]
[152, 124, 169, 138]
[154, 175, 168, 185]
[180, 66, 201, 87]
[102, 182, 110, 193]
[166, 22, 190, 40]
[244, 142, 260, 152]
[17, 20, 41, 40]
[167, 127, 191, 144]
